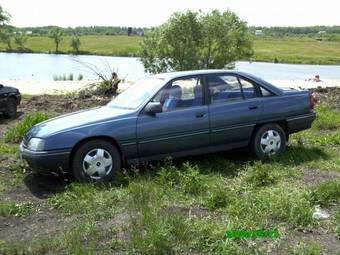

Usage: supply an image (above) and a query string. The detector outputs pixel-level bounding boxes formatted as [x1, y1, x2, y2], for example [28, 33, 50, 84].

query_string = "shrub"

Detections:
[313, 106, 340, 130]
[5, 112, 48, 143]
[77, 74, 83, 81]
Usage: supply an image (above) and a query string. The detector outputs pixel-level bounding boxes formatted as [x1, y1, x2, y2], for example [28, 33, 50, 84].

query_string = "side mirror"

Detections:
[145, 102, 162, 115]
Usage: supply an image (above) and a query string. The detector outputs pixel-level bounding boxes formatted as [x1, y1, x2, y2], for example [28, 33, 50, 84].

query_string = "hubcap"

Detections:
[260, 130, 281, 156]
[82, 148, 113, 180]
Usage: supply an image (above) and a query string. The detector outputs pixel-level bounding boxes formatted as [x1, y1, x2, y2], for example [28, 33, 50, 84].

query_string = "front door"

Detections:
[137, 75, 210, 158]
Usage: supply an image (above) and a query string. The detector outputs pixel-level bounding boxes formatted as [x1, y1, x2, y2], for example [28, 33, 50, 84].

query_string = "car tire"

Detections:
[4, 97, 17, 118]
[251, 124, 286, 159]
[72, 139, 121, 182]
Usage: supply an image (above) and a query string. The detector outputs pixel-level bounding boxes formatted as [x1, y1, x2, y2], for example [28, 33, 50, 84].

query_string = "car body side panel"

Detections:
[137, 105, 210, 157]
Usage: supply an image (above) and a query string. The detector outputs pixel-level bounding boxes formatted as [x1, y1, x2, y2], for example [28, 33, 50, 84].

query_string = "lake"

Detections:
[1, 52, 340, 81]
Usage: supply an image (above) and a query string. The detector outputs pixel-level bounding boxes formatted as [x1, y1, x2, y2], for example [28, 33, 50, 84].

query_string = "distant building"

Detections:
[25, 31, 33, 35]
[255, 30, 264, 36]
[317, 31, 326, 36]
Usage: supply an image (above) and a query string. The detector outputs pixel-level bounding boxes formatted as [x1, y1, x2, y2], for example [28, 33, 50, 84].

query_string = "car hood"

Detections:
[25, 106, 134, 139]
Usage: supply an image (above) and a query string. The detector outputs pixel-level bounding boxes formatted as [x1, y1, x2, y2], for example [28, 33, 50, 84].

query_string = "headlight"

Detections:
[27, 138, 45, 151]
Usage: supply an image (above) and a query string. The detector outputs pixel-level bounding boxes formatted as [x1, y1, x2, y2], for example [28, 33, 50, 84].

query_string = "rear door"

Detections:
[207, 73, 263, 146]
[137, 75, 210, 158]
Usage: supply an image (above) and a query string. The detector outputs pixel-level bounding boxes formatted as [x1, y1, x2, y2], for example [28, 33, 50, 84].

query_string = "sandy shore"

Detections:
[1, 79, 340, 95]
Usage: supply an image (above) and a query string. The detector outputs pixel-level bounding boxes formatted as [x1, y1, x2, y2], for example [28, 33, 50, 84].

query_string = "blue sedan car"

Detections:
[20, 70, 316, 182]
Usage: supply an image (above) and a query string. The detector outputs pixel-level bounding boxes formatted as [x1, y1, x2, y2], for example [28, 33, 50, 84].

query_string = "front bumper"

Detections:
[19, 142, 71, 172]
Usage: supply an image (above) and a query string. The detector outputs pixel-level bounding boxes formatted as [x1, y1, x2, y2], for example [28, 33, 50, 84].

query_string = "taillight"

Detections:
[310, 94, 315, 111]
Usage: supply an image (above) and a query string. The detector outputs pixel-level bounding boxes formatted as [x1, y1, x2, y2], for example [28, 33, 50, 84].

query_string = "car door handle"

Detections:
[196, 112, 206, 118]
[248, 105, 258, 110]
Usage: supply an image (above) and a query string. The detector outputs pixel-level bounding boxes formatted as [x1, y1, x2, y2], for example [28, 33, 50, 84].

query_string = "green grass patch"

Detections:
[4, 112, 48, 143]
[0, 202, 34, 217]
[311, 180, 340, 206]
[313, 106, 340, 130]
[0, 143, 18, 155]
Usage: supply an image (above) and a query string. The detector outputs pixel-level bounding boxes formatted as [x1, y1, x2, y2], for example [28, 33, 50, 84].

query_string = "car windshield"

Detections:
[107, 78, 164, 110]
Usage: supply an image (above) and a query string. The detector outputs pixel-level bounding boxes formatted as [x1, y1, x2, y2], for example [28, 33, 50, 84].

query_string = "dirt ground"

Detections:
[0, 89, 339, 252]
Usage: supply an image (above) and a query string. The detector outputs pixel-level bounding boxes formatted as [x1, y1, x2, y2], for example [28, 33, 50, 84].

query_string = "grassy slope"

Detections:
[0, 101, 339, 254]
[2, 35, 340, 64]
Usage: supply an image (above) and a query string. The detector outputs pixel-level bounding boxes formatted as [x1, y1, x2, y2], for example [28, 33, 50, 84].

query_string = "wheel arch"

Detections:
[69, 136, 124, 169]
[250, 120, 289, 144]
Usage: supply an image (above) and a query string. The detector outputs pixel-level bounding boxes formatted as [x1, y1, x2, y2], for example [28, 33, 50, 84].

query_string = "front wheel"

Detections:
[72, 139, 121, 182]
[251, 124, 286, 159]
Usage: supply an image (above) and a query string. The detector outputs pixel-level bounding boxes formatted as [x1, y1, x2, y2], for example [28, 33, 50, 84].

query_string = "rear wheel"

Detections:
[72, 139, 121, 182]
[252, 124, 286, 159]
[4, 97, 17, 118]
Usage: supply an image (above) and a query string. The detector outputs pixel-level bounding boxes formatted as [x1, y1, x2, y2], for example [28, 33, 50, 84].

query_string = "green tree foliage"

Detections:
[0, 5, 10, 25]
[14, 32, 28, 49]
[48, 27, 64, 53]
[140, 10, 253, 73]
[0, 30, 12, 50]
[70, 35, 81, 54]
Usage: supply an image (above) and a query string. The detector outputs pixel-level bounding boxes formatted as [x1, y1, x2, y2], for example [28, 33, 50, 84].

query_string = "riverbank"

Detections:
[1, 79, 340, 95]
[1, 36, 340, 65]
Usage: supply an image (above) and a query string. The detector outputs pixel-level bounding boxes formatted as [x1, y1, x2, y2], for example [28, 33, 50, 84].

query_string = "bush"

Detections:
[313, 106, 340, 130]
[5, 112, 48, 143]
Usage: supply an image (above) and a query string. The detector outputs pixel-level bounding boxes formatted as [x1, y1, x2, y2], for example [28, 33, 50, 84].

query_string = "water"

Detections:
[1, 52, 340, 81]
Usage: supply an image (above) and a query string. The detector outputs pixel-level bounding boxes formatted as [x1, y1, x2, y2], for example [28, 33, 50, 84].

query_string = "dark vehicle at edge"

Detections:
[20, 70, 316, 182]
[0, 84, 21, 118]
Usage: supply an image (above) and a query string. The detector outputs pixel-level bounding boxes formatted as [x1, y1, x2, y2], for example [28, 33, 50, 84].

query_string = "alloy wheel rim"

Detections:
[260, 130, 281, 156]
[82, 148, 113, 180]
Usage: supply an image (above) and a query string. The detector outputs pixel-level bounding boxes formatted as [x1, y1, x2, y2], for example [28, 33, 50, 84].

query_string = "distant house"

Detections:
[317, 31, 326, 36]
[255, 30, 264, 36]
[25, 31, 33, 35]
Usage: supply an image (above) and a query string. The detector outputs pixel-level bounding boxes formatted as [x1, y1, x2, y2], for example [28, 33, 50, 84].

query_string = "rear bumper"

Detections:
[287, 112, 316, 134]
[19, 143, 71, 172]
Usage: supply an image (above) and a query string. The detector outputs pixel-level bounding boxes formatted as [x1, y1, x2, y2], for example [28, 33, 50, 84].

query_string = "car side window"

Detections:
[208, 75, 243, 104]
[152, 76, 203, 112]
[238, 78, 257, 99]
[259, 86, 274, 97]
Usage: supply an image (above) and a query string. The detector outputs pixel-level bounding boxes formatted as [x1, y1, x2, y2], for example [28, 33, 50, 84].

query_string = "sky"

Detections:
[1, 0, 340, 28]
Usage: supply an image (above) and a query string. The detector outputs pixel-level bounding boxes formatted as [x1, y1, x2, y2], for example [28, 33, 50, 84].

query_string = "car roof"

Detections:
[150, 69, 283, 95]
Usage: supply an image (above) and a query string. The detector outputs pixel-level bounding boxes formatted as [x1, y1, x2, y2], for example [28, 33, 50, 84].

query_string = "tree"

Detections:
[0, 5, 10, 25]
[0, 30, 12, 50]
[70, 35, 81, 54]
[139, 10, 253, 73]
[48, 27, 64, 53]
[14, 32, 28, 49]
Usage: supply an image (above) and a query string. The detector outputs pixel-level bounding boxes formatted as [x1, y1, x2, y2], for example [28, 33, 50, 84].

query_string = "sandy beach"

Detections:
[1, 79, 340, 95]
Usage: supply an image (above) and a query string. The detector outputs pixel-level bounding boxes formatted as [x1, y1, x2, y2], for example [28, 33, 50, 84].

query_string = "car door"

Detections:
[207, 73, 263, 146]
[136, 75, 210, 158]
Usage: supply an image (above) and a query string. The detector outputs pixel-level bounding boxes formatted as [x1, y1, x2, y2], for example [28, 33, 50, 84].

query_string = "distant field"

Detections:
[253, 37, 340, 65]
[1, 35, 340, 64]
[0, 35, 142, 56]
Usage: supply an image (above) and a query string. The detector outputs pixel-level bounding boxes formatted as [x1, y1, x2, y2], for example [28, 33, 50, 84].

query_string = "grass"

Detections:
[4, 112, 48, 143]
[0, 104, 339, 254]
[0, 202, 34, 217]
[2, 35, 340, 64]
[253, 37, 340, 64]
[0, 35, 142, 57]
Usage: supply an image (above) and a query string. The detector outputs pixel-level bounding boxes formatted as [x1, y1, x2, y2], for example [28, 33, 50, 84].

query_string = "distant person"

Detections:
[306, 75, 323, 82]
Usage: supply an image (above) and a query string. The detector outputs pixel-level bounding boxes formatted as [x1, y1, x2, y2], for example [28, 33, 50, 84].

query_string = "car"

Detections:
[0, 84, 21, 118]
[20, 70, 316, 182]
